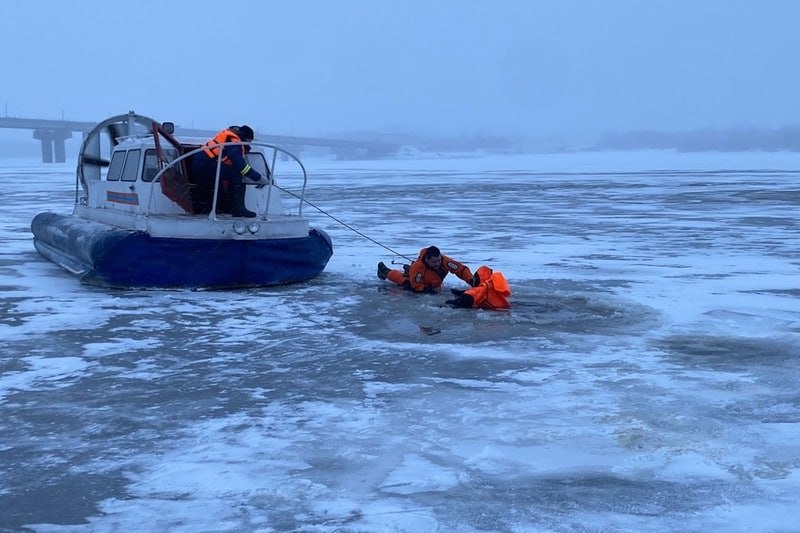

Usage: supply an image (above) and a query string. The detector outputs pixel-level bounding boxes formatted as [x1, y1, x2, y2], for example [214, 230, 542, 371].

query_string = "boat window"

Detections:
[246, 152, 270, 178]
[106, 151, 126, 181]
[143, 148, 179, 182]
[121, 149, 141, 182]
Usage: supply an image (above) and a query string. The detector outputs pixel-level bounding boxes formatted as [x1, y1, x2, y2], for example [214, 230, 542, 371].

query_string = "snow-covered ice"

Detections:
[1, 150, 798, 532]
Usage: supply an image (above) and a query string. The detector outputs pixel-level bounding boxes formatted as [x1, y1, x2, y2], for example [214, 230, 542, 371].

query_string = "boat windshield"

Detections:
[143, 148, 179, 182]
[245, 151, 269, 178]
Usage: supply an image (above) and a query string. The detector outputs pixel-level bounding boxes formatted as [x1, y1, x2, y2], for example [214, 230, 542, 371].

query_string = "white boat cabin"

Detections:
[74, 112, 312, 240]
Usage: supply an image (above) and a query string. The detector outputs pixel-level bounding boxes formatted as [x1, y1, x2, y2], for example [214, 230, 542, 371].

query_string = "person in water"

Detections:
[190, 125, 268, 217]
[377, 245, 475, 293]
[445, 265, 511, 310]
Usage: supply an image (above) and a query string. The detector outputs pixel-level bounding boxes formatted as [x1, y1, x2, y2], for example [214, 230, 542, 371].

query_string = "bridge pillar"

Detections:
[33, 129, 73, 163]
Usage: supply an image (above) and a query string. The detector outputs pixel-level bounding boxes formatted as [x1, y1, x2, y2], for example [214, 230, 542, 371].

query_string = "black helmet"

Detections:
[238, 125, 254, 141]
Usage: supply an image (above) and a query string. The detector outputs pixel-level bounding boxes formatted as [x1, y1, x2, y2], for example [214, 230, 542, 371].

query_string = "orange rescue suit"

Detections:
[387, 247, 473, 293]
[452, 266, 511, 310]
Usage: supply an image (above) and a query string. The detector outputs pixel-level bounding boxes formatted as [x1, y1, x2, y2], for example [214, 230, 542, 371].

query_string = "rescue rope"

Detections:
[273, 185, 416, 262]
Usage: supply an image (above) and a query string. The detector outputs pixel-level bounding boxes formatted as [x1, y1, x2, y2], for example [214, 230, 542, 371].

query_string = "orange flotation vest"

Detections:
[202, 129, 243, 165]
[464, 266, 511, 310]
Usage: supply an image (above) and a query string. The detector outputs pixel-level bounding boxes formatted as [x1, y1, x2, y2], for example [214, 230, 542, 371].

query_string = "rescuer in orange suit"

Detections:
[445, 265, 511, 310]
[377, 246, 475, 293]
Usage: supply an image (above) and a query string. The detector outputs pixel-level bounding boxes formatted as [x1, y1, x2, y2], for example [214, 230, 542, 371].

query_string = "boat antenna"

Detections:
[273, 184, 415, 262]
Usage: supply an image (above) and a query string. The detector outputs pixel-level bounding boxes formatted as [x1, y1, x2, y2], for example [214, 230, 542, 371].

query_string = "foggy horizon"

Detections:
[2, 1, 799, 144]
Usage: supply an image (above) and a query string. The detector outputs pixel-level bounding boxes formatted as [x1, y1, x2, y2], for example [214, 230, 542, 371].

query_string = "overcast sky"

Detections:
[2, 0, 799, 141]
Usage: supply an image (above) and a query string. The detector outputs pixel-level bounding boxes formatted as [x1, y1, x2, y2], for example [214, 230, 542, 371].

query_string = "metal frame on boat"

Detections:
[31, 111, 333, 288]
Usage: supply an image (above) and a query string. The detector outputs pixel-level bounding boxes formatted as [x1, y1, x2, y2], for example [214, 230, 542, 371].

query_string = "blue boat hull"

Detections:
[31, 212, 333, 289]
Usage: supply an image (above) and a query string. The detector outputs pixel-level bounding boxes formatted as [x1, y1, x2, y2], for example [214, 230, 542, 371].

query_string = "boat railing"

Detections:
[150, 141, 308, 220]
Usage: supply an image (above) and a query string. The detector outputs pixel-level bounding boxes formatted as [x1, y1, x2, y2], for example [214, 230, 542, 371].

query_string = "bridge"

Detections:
[0, 116, 400, 163]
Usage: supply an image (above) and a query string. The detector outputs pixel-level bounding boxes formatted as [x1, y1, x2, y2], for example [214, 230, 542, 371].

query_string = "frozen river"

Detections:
[1, 151, 799, 532]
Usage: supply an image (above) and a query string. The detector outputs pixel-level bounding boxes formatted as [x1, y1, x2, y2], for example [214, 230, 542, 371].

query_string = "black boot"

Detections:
[231, 183, 256, 218]
[377, 262, 390, 280]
